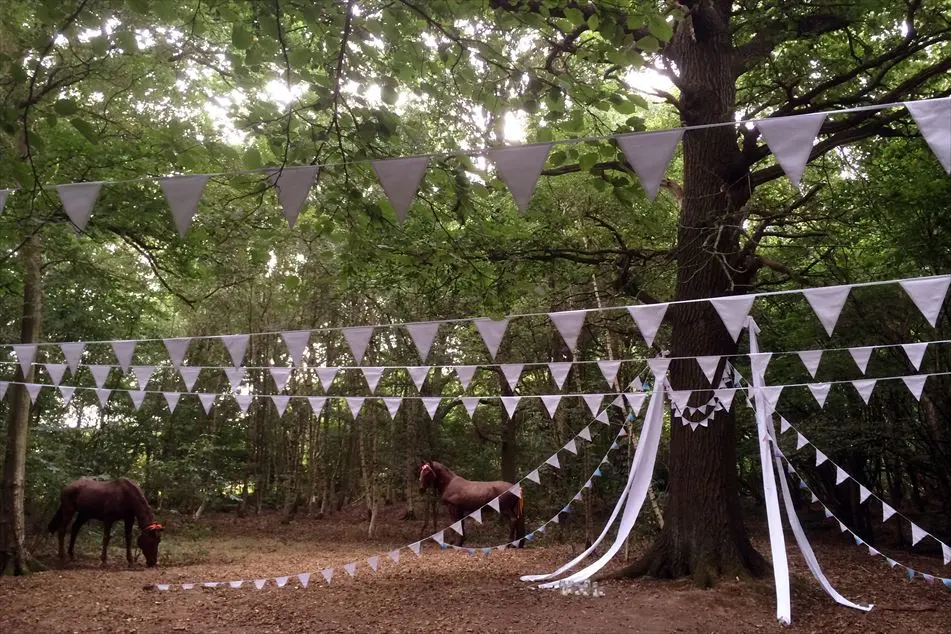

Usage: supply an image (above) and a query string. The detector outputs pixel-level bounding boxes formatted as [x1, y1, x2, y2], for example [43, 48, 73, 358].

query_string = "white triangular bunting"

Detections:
[307, 396, 327, 416]
[501, 395, 520, 418]
[647, 356, 671, 377]
[280, 330, 310, 366]
[24, 383, 42, 404]
[220, 334, 249, 367]
[564, 438, 578, 454]
[627, 303, 668, 348]
[88, 365, 112, 389]
[224, 367, 245, 392]
[383, 397, 402, 418]
[780, 417, 791, 434]
[405, 322, 440, 362]
[0, 189, 8, 214]
[388, 550, 400, 564]
[60, 342, 85, 374]
[316, 367, 339, 391]
[545, 454, 560, 469]
[461, 396, 480, 418]
[94, 388, 111, 407]
[163, 391, 181, 412]
[881, 503, 896, 522]
[321, 568, 334, 584]
[367, 555, 380, 572]
[669, 390, 691, 411]
[44, 363, 67, 386]
[808, 382, 831, 408]
[57, 182, 103, 230]
[342, 326, 374, 365]
[12, 344, 36, 378]
[454, 365, 477, 391]
[797, 350, 822, 378]
[549, 310, 586, 353]
[297, 572, 310, 588]
[163, 338, 190, 368]
[500, 364, 523, 391]
[407, 366, 429, 392]
[449, 521, 464, 536]
[422, 396, 441, 419]
[372, 156, 430, 221]
[361, 367, 385, 393]
[235, 393, 253, 413]
[835, 466, 848, 485]
[943, 544, 951, 565]
[470, 508, 482, 524]
[852, 379, 876, 404]
[615, 129, 683, 199]
[198, 392, 216, 414]
[127, 390, 145, 410]
[526, 469, 540, 484]
[271, 395, 291, 416]
[430, 531, 445, 546]
[624, 392, 647, 415]
[868, 546, 880, 558]
[132, 366, 156, 391]
[714, 388, 735, 412]
[343, 563, 357, 577]
[696, 356, 720, 384]
[905, 98, 951, 174]
[473, 318, 509, 359]
[488, 498, 500, 513]
[178, 366, 201, 391]
[578, 426, 592, 442]
[710, 295, 755, 341]
[859, 485, 871, 503]
[762, 385, 783, 411]
[160, 174, 208, 236]
[596, 410, 610, 424]
[902, 342, 928, 371]
[756, 112, 826, 188]
[848, 347, 874, 374]
[899, 276, 951, 327]
[346, 397, 365, 419]
[267, 165, 319, 227]
[911, 523, 928, 546]
[803, 285, 850, 337]
[541, 395, 561, 418]
[269, 367, 293, 392]
[902, 375, 927, 401]
[597, 360, 621, 387]
[547, 362, 571, 390]
[749, 352, 772, 379]
[110, 340, 136, 371]
[487, 143, 552, 212]
[254, 579, 267, 590]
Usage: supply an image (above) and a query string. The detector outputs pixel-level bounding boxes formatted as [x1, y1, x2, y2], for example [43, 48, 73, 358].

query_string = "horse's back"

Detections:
[62, 478, 129, 520]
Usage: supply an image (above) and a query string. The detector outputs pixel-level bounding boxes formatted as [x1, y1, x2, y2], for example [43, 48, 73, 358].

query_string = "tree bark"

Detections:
[1, 232, 43, 576]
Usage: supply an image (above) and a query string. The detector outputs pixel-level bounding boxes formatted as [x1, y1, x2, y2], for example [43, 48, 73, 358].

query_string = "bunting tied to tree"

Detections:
[418, 461, 526, 548]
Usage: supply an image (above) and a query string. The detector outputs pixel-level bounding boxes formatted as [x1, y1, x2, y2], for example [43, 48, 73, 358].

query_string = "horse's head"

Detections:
[419, 461, 436, 493]
[138, 522, 163, 567]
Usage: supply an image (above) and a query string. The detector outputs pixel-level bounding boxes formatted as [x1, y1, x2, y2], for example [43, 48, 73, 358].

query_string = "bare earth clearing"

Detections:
[2, 510, 949, 633]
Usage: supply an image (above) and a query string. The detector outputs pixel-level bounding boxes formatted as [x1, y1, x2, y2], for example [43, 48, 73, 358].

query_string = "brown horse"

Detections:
[48, 477, 163, 567]
[419, 461, 526, 548]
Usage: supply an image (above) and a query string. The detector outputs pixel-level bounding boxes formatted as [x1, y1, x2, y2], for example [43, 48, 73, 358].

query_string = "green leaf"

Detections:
[549, 150, 567, 166]
[647, 15, 673, 42]
[70, 118, 98, 143]
[116, 30, 138, 53]
[587, 13, 600, 30]
[579, 152, 599, 172]
[564, 8, 585, 25]
[381, 83, 398, 105]
[536, 127, 553, 143]
[243, 147, 263, 170]
[54, 99, 79, 116]
[613, 100, 638, 115]
[232, 24, 252, 50]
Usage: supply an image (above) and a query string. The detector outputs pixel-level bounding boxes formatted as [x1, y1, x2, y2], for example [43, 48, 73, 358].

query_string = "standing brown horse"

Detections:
[48, 477, 163, 567]
[419, 461, 526, 548]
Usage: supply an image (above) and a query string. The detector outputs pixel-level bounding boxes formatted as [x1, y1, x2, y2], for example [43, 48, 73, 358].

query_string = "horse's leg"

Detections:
[101, 520, 113, 566]
[58, 504, 75, 561]
[124, 517, 134, 566]
[68, 514, 88, 561]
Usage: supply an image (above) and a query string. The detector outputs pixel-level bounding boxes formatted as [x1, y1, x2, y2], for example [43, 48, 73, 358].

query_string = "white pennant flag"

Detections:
[372, 156, 429, 222]
[564, 438, 578, 454]
[388, 550, 400, 564]
[198, 392, 216, 414]
[487, 143, 552, 212]
[881, 503, 896, 522]
[615, 128, 683, 199]
[430, 531, 445, 546]
[597, 360, 621, 387]
[367, 555, 380, 572]
[943, 544, 951, 566]
[549, 310, 586, 353]
[848, 347, 874, 374]
[224, 367, 245, 392]
[545, 454, 560, 469]
[346, 397, 366, 419]
[12, 344, 36, 378]
[383, 397, 402, 418]
[280, 330, 310, 366]
[160, 174, 208, 236]
[361, 367, 385, 393]
[235, 393, 253, 413]
[110, 340, 137, 371]
[128, 389, 146, 410]
[624, 392, 647, 415]
[422, 396, 441, 419]
[461, 396, 480, 418]
[316, 367, 339, 391]
[501, 395, 521, 418]
[307, 396, 327, 416]
[710, 295, 755, 342]
[911, 523, 928, 546]
[696, 356, 720, 384]
[611, 394, 624, 409]
[60, 342, 85, 374]
[797, 350, 822, 378]
[88, 365, 112, 389]
[132, 365, 155, 390]
[749, 352, 772, 379]
[163, 338, 190, 368]
[868, 546, 880, 558]
[803, 285, 850, 337]
[179, 366, 201, 391]
[269, 367, 293, 392]
[407, 366, 429, 392]
[627, 303, 668, 348]
[808, 382, 831, 408]
[540, 395, 561, 418]
[342, 326, 374, 364]
[796, 432, 808, 450]
[275, 576, 288, 588]
[57, 182, 102, 230]
[859, 485, 871, 503]
[220, 334, 249, 367]
[321, 568, 334, 584]
[852, 379, 876, 404]
[253, 579, 266, 590]
[596, 410, 610, 424]
[449, 521, 464, 536]
[267, 165, 319, 228]
[714, 388, 735, 413]
[405, 321, 440, 362]
[647, 356, 671, 377]
[835, 467, 848, 485]
[271, 395, 291, 416]
[547, 362, 571, 390]
[25, 383, 43, 404]
[488, 498, 501, 513]
[780, 417, 791, 434]
[899, 276, 951, 327]
[762, 385, 783, 411]
[669, 389, 691, 412]
[902, 375, 927, 401]
[455, 365, 477, 391]
[756, 112, 826, 189]
[526, 469, 541, 484]
[95, 388, 111, 407]
[470, 508, 483, 524]
[578, 426, 592, 442]
[0, 189, 9, 214]
[473, 318, 509, 359]
[815, 449, 828, 466]
[902, 342, 928, 371]
[228, 580, 244, 589]
[500, 364, 523, 391]
[297, 573, 310, 588]
[163, 391, 181, 413]
[905, 98, 951, 174]
[44, 363, 67, 386]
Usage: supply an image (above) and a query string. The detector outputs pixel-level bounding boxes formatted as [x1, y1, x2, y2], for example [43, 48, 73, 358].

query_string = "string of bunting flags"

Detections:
[0, 98, 946, 231]
[1, 274, 947, 373]
[153, 413, 635, 591]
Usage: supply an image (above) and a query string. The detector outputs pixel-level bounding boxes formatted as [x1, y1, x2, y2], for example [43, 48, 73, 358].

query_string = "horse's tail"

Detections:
[48, 504, 65, 534]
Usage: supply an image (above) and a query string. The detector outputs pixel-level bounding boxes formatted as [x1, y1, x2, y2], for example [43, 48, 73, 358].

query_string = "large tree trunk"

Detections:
[0, 232, 43, 576]
[610, 3, 765, 586]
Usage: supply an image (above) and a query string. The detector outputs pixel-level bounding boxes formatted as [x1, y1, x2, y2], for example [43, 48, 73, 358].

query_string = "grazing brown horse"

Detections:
[48, 477, 163, 567]
[419, 461, 526, 548]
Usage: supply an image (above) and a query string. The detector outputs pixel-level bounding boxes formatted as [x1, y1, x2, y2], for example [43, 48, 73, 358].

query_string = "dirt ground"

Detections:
[2, 510, 950, 633]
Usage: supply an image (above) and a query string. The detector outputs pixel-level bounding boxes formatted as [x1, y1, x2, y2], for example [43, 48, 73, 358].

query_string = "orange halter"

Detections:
[145, 522, 163, 531]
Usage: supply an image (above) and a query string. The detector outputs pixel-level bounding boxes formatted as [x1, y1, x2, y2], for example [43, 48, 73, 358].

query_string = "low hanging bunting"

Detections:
[267, 165, 319, 228]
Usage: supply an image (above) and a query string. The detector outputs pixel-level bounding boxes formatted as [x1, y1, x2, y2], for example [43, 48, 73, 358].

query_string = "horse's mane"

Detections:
[116, 477, 155, 528]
